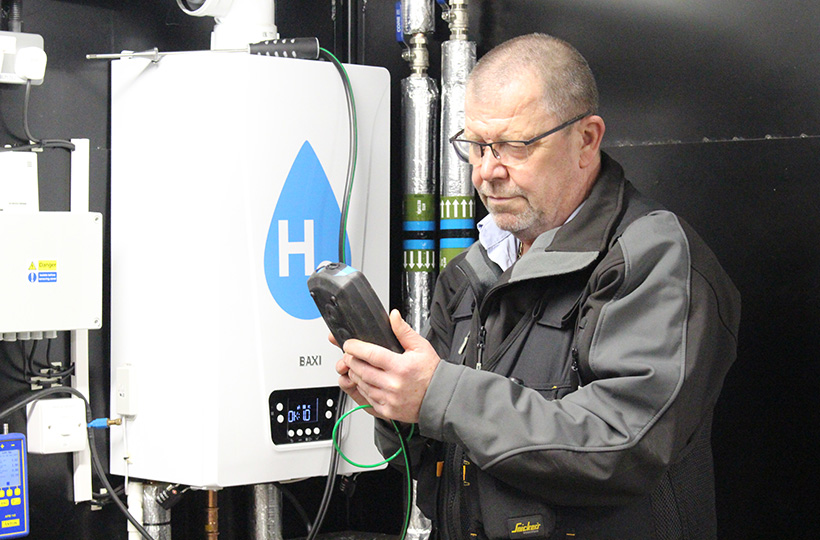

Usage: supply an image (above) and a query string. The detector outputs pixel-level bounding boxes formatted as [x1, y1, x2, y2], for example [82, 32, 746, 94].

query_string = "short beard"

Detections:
[491, 205, 544, 240]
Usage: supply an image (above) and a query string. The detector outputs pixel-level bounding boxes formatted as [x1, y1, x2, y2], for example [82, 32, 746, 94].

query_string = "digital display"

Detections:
[269, 386, 338, 445]
[287, 398, 319, 425]
[0, 448, 20, 488]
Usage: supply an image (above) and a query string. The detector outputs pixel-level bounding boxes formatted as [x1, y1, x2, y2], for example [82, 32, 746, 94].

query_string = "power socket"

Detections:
[26, 397, 87, 454]
[0, 30, 45, 85]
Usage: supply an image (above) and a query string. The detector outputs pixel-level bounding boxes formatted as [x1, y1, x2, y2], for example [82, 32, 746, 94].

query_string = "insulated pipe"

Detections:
[400, 0, 438, 333]
[251, 483, 284, 540]
[143, 484, 172, 540]
[405, 479, 433, 540]
[402, 0, 435, 35]
[401, 59, 439, 332]
[438, 0, 475, 269]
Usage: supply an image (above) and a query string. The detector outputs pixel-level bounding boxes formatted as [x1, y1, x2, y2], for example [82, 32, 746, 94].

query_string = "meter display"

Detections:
[269, 387, 340, 444]
[0, 433, 28, 539]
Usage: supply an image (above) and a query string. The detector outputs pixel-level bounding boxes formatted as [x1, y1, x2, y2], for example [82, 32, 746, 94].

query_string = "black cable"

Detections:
[306, 390, 348, 540]
[0, 80, 75, 153]
[19, 337, 73, 385]
[0, 343, 28, 385]
[0, 387, 156, 540]
[275, 482, 313, 535]
[23, 80, 38, 144]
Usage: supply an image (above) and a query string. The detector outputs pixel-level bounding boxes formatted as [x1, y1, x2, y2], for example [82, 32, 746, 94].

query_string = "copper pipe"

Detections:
[206, 490, 219, 539]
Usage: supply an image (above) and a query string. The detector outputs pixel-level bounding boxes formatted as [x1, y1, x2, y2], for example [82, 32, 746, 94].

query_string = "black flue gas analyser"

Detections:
[307, 262, 402, 354]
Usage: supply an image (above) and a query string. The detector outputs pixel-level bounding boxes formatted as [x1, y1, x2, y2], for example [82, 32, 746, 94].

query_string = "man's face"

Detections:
[465, 77, 586, 242]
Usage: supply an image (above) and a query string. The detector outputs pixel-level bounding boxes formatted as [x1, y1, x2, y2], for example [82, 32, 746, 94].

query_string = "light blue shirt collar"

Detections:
[477, 202, 586, 271]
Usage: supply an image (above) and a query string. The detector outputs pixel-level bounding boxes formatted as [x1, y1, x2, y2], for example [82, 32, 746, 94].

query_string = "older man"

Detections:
[337, 33, 740, 540]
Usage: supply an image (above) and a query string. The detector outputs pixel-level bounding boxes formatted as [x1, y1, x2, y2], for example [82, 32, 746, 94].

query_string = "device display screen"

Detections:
[287, 398, 319, 425]
[0, 448, 21, 488]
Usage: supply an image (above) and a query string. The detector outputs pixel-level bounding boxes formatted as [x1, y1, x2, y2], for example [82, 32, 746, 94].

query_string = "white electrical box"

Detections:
[110, 53, 391, 487]
[0, 212, 103, 334]
[26, 398, 88, 454]
[0, 151, 39, 212]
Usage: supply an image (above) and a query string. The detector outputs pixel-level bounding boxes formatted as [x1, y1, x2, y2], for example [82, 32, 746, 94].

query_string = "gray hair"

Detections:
[467, 33, 599, 119]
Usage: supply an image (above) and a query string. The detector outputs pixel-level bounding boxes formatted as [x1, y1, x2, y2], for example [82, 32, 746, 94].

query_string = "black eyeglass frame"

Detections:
[449, 110, 592, 164]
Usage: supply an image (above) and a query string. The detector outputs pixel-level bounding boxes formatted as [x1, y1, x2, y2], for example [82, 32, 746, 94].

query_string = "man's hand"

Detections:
[334, 309, 440, 423]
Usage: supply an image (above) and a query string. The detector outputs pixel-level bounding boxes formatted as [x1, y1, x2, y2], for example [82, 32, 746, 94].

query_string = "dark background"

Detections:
[0, 0, 817, 538]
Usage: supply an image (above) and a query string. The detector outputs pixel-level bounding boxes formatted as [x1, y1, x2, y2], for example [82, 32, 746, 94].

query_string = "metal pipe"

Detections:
[438, 0, 475, 270]
[251, 483, 284, 540]
[8, 0, 22, 33]
[206, 490, 219, 540]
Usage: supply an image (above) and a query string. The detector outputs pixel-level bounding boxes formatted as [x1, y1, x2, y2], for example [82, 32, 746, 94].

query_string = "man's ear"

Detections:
[578, 115, 606, 168]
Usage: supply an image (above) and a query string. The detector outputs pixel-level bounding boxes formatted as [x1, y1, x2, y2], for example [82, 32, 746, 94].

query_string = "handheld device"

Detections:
[0, 433, 28, 539]
[307, 262, 403, 353]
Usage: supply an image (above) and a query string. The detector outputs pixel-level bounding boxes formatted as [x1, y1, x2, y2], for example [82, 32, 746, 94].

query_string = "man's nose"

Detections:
[477, 147, 507, 181]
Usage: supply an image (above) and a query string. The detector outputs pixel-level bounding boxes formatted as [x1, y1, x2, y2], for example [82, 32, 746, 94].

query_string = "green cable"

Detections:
[332, 404, 414, 540]
[319, 47, 358, 265]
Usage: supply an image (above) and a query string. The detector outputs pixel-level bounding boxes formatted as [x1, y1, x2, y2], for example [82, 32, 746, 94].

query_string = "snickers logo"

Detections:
[508, 515, 547, 539]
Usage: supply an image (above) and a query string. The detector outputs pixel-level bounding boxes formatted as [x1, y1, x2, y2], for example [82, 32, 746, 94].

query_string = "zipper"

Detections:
[441, 444, 463, 540]
[475, 326, 487, 371]
[571, 346, 583, 388]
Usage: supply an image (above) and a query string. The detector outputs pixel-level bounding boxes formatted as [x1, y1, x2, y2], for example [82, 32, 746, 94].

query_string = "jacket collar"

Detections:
[508, 152, 626, 282]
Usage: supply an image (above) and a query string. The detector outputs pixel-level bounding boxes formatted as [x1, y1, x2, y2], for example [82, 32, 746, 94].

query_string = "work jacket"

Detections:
[376, 154, 741, 539]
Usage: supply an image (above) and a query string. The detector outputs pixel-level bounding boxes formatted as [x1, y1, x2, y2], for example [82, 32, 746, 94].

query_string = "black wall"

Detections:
[0, 1, 817, 539]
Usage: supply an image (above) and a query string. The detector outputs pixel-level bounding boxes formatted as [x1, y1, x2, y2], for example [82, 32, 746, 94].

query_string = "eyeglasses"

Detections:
[449, 110, 591, 166]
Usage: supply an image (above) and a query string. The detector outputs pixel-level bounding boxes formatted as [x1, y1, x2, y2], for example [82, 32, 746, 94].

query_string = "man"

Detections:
[336, 33, 740, 539]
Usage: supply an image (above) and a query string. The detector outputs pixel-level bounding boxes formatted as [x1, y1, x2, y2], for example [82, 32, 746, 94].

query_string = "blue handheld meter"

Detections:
[0, 434, 28, 538]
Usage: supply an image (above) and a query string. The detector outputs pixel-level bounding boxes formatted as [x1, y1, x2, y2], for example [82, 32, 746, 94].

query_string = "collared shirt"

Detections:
[477, 202, 586, 271]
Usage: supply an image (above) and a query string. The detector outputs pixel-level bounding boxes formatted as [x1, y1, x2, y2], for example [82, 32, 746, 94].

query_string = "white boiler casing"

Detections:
[110, 52, 390, 487]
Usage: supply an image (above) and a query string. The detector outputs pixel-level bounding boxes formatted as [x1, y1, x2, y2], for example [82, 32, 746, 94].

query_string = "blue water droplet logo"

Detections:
[264, 141, 351, 320]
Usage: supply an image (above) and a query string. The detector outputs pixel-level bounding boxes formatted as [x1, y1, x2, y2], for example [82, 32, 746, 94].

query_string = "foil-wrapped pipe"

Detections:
[402, 0, 435, 36]
[143, 483, 172, 540]
[251, 483, 283, 540]
[439, 37, 476, 270]
[402, 74, 439, 333]
[405, 479, 433, 540]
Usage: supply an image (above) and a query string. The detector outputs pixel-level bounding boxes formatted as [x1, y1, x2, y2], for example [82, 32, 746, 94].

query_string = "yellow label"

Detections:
[38, 260, 57, 271]
[9, 499, 19, 506]
[511, 521, 541, 534]
[0, 500, 8, 507]
[1, 518, 19, 528]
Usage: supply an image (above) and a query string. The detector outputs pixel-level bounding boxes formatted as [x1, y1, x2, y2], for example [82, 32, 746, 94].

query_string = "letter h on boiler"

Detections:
[278, 220, 314, 277]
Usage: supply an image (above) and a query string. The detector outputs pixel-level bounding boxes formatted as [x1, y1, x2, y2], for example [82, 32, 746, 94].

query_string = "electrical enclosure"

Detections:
[0, 212, 103, 335]
[109, 53, 391, 487]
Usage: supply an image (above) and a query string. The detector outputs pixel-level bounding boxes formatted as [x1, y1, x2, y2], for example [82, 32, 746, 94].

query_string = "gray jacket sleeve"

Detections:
[416, 212, 739, 506]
